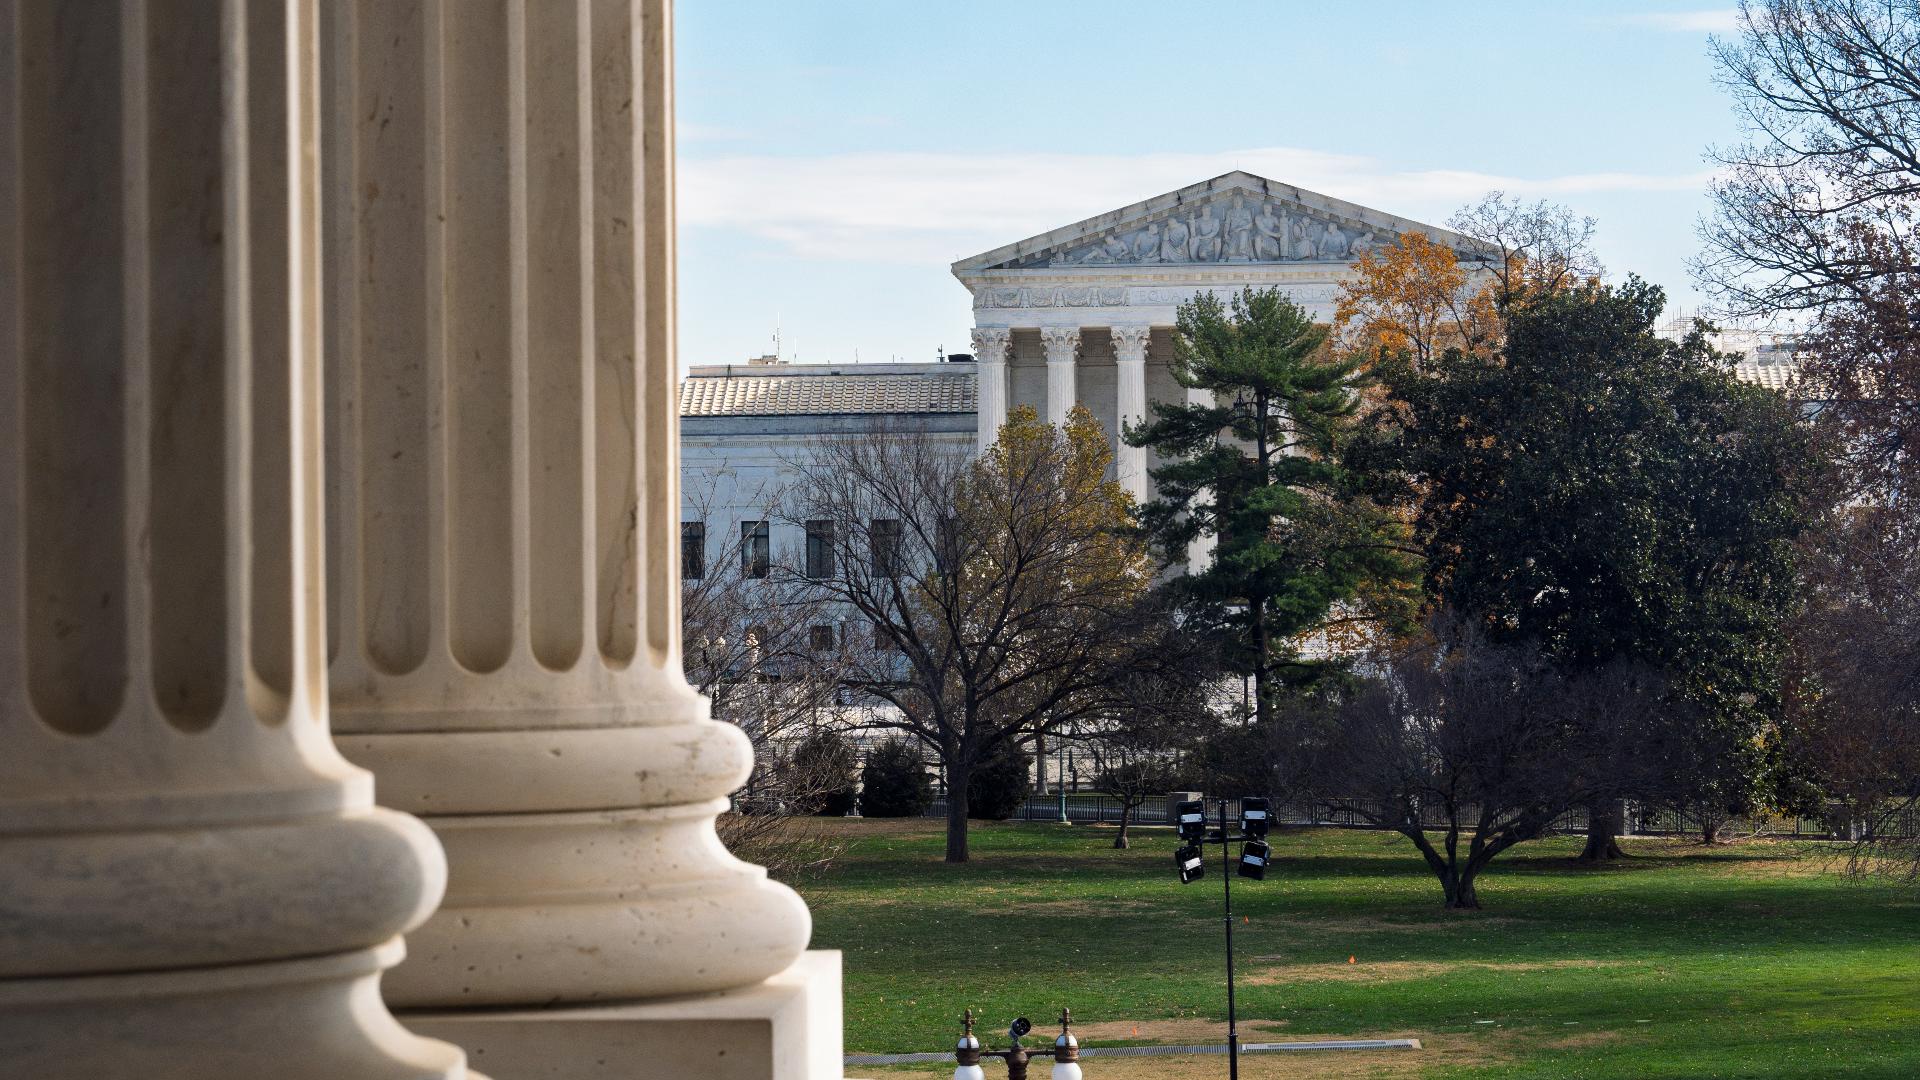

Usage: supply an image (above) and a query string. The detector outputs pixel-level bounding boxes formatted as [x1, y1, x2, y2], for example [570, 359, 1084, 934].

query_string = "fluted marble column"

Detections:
[1187, 381, 1218, 569]
[320, 0, 810, 1011]
[971, 326, 1011, 452]
[1112, 325, 1151, 501]
[1040, 325, 1080, 429]
[0, 4, 472, 1077]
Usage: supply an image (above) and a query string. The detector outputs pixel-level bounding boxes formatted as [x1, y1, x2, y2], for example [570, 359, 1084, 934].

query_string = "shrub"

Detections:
[859, 738, 934, 818]
[965, 743, 1031, 820]
[788, 731, 859, 816]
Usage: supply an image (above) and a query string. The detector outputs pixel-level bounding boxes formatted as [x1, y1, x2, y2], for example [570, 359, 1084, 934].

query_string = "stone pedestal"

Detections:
[0, 4, 472, 1077]
[319, 1, 826, 1071]
[411, 952, 845, 1080]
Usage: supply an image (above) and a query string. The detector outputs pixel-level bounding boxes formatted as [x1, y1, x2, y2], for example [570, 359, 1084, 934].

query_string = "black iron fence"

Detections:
[921, 793, 1920, 841]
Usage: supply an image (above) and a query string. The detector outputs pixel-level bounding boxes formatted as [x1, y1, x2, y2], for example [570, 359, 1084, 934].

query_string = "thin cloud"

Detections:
[678, 147, 1716, 265]
[1622, 9, 1741, 32]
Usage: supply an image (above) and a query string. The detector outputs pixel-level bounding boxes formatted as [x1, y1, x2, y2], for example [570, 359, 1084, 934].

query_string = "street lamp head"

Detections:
[1051, 1007, 1083, 1080]
[954, 1008, 986, 1080]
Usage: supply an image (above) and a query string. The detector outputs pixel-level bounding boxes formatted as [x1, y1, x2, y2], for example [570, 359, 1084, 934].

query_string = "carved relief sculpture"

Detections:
[1224, 194, 1256, 262]
[1254, 203, 1286, 260]
[1160, 214, 1191, 262]
[1191, 206, 1222, 262]
[1320, 220, 1351, 259]
[1131, 223, 1161, 262]
[1291, 218, 1318, 259]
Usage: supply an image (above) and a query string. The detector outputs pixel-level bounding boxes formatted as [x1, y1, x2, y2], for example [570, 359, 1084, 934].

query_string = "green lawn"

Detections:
[795, 819, 1920, 1078]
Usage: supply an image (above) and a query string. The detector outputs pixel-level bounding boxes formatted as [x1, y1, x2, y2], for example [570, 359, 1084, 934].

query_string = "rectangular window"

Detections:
[809, 624, 836, 653]
[871, 518, 903, 577]
[741, 520, 770, 579]
[805, 520, 835, 579]
[681, 521, 706, 580]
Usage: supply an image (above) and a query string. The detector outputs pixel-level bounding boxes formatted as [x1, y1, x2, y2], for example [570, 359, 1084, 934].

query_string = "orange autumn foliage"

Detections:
[1333, 232, 1500, 369]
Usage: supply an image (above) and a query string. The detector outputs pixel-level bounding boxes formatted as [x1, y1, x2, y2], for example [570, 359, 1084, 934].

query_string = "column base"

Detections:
[407, 950, 844, 1080]
[0, 940, 477, 1080]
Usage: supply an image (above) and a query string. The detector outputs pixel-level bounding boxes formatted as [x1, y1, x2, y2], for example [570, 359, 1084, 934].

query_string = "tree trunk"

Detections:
[1446, 868, 1482, 910]
[1579, 802, 1627, 861]
[944, 760, 972, 863]
[1114, 802, 1132, 849]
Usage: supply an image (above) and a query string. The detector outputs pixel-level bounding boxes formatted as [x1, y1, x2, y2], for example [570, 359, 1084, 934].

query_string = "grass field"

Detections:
[793, 819, 1920, 1078]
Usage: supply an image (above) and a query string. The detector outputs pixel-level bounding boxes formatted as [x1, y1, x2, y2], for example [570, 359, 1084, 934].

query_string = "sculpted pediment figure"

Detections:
[1028, 193, 1403, 269]
[953, 171, 1496, 276]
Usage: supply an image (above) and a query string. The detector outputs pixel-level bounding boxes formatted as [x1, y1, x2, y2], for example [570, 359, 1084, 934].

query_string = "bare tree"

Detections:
[1698, 0, 1920, 318]
[778, 406, 1159, 862]
[1786, 504, 1920, 878]
[1447, 192, 1603, 309]
[1294, 625, 1670, 909]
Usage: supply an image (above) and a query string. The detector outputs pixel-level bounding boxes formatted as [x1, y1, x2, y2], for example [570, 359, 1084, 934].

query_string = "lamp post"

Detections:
[1056, 740, 1070, 823]
[954, 1008, 1083, 1080]
[1172, 796, 1272, 1080]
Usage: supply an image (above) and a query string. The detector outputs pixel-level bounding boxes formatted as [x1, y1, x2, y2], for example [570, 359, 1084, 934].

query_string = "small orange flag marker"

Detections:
[1348, 956, 1356, 964]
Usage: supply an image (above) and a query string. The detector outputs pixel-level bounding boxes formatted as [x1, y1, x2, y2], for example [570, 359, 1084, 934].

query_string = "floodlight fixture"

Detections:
[1238, 839, 1271, 880]
[1174, 842, 1205, 884]
[1239, 796, 1270, 838]
[1174, 799, 1207, 842]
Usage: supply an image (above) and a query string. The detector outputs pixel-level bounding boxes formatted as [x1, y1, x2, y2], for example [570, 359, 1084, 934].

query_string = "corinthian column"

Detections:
[321, 4, 831, 1071]
[0, 4, 472, 1077]
[1040, 325, 1081, 429]
[1112, 325, 1152, 502]
[971, 326, 1011, 452]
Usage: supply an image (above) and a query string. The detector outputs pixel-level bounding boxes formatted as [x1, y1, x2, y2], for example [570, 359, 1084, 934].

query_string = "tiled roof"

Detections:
[680, 372, 976, 417]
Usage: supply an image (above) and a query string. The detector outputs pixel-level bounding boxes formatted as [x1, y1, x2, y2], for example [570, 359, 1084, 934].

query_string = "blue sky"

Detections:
[675, 2, 1748, 369]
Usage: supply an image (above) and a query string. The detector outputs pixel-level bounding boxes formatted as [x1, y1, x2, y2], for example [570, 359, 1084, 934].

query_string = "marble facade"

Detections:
[954, 171, 1492, 503]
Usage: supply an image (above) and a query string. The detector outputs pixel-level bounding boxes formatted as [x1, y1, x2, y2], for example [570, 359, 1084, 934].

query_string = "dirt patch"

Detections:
[1287, 913, 1525, 934]
[1243, 958, 1619, 986]
[1538, 1029, 1625, 1051]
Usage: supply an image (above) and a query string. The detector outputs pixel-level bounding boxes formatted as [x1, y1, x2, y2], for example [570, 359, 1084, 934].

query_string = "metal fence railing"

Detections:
[919, 793, 1919, 842]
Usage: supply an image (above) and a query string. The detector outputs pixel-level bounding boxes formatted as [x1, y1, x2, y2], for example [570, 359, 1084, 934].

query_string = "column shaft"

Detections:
[1040, 325, 1080, 429]
[970, 326, 1010, 452]
[0, 4, 469, 1076]
[1112, 325, 1151, 502]
[321, 0, 809, 1008]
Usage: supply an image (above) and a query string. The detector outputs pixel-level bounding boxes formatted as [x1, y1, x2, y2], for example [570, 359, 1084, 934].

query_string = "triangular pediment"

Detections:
[952, 171, 1494, 275]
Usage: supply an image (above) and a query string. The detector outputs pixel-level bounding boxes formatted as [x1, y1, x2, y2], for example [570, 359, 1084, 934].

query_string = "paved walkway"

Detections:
[845, 1038, 1421, 1066]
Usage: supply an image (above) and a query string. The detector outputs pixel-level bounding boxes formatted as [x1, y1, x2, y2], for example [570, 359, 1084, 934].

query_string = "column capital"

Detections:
[1040, 325, 1082, 363]
[970, 325, 1012, 362]
[1111, 324, 1152, 364]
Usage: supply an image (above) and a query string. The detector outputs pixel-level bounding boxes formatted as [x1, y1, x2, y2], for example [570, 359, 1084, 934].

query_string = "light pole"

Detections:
[1172, 796, 1271, 1080]
[1056, 739, 1070, 823]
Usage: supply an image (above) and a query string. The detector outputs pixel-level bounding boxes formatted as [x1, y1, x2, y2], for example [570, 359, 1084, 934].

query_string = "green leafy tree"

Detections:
[965, 743, 1031, 821]
[1127, 286, 1416, 728]
[1371, 278, 1818, 858]
[859, 738, 934, 819]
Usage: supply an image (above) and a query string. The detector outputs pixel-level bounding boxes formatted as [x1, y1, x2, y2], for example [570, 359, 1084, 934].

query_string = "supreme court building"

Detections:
[954, 170, 1493, 500]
